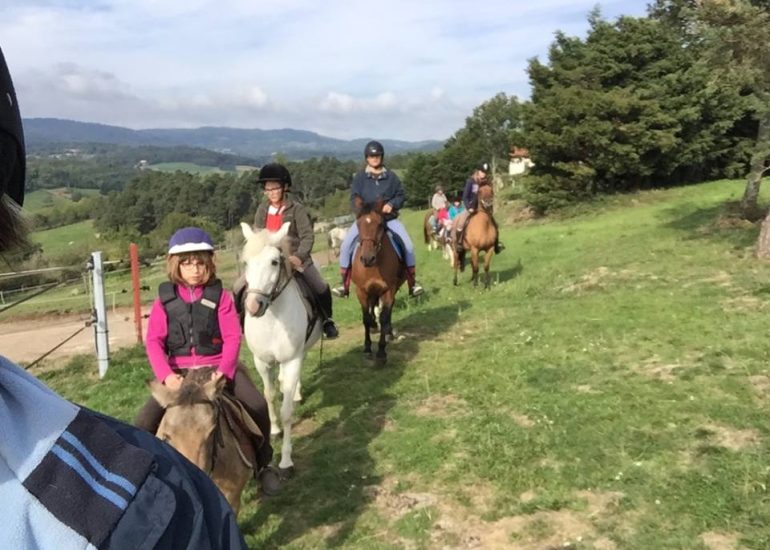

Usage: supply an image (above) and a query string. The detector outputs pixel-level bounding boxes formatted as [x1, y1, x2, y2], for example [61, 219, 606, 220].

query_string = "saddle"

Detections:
[348, 230, 407, 264]
[220, 392, 264, 470]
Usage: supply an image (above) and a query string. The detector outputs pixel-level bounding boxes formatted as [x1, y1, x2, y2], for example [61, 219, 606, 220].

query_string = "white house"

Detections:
[509, 147, 534, 176]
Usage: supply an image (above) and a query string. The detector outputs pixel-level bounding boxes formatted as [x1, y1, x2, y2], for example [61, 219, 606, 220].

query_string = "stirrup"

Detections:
[331, 286, 348, 298]
[409, 283, 424, 297]
[323, 319, 339, 339]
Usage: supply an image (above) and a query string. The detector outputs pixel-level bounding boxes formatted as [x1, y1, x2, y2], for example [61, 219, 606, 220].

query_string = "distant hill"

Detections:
[23, 118, 444, 160]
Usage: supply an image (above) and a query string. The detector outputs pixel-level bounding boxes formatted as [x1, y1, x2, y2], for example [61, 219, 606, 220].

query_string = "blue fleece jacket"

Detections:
[350, 167, 405, 220]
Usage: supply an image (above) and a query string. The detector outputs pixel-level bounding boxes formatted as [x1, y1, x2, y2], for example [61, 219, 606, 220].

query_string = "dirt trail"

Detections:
[0, 307, 150, 364]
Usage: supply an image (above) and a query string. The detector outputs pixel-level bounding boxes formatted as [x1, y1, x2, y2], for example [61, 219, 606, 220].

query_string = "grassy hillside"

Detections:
[31, 219, 97, 252]
[32, 179, 770, 548]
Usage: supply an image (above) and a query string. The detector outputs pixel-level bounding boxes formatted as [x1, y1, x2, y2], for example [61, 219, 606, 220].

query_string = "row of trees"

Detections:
[403, 0, 768, 220]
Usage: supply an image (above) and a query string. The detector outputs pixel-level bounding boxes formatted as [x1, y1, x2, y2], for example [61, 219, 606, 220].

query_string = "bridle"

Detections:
[245, 250, 293, 314]
[358, 214, 385, 258]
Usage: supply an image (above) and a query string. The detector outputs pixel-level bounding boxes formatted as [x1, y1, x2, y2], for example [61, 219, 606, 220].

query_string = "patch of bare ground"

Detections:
[720, 295, 767, 313]
[510, 412, 536, 428]
[560, 267, 658, 294]
[700, 531, 744, 550]
[369, 478, 626, 550]
[292, 416, 319, 438]
[681, 270, 734, 289]
[575, 384, 600, 394]
[699, 423, 761, 451]
[632, 356, 686, 382]
[415, 394, 469, 417]
[749, 375, 770, 404]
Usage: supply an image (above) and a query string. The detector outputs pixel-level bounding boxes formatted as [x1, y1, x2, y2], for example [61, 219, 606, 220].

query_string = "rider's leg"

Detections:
[490, 216, 505, 254]
[332, 223, 358, 297]
[453, 211, 469, 252]
[232, 274, 246, 329]
[133, 395, 165, 433]
[229, 364, 281, 495]
[303, 263, 338, 338]
[386, 219, 424, 297]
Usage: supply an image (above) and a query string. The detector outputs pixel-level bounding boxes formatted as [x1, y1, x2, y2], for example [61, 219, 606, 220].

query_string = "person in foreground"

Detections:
[332, 140, 424, 298]
[135, 226, 282, 496]
[0, 46, 247, 549]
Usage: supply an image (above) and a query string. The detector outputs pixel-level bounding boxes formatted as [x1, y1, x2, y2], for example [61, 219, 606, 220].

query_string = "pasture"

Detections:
[148, 162, 228, 174]
[31, 179, 770, 548]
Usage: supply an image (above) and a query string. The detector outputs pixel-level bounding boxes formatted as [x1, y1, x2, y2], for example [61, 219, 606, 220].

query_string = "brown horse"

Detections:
[150, 367, 256, 516]
[351, 198, 405, 363]
[453, 184, 497, 288]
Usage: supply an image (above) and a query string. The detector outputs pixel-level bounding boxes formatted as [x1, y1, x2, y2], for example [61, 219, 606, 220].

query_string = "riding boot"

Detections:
[406, 266, 424, 297]
[233, 276, 247, 330]
[318, 288, 339, 339]
[257, 465, 282, 496]
[331, 268, 350, 298]
[494, 238, 505, 254]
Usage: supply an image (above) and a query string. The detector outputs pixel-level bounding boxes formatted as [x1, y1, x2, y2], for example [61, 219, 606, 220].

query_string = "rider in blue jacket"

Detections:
[332, 140, 424, 298]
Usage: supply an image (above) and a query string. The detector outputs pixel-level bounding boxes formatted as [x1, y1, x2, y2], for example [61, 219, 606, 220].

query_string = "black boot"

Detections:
[319, 288, 339, 339]
[494, 238, 505, 254]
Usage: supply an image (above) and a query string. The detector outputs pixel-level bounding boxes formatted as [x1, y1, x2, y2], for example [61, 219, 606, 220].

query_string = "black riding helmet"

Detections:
[0, 48, 25, 207]
[364, 140, 384, 158]
[256, 163, 292, 189]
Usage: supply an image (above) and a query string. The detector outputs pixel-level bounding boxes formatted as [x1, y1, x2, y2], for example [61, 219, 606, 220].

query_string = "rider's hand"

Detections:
[288, 255, 304, 271]
[164, 373, 183, 390]
[382, 203, 393, 215]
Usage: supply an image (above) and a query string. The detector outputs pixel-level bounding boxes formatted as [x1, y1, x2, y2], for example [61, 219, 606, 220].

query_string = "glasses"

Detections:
[180, 260, 206, 269]
[264, 187, 283, 193]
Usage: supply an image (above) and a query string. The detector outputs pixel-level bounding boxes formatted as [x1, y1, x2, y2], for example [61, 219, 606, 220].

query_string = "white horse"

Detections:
[327, 225, 349, 259]
[240, 222, 321, 475]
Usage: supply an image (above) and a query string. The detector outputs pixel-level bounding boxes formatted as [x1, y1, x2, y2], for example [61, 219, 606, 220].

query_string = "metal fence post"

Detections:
[90, 251, 110, 378]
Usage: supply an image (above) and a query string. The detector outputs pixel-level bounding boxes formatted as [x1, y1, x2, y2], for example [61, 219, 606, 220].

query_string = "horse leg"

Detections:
[471, 248, 480, 286]
[484, 248, 494, 289]
[362, 303, 374, 357]
[253, 356, 281, 436]
[376, 298, 393, 363]
[277, 358, 302, 473]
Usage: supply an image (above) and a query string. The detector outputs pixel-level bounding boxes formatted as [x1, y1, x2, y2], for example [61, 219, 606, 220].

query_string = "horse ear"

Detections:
[203, 375, 226, 401]
[353, 196, 364, 214]
[149, 379, 176, 408]
[269, 222, 291, 245]
[374, 198, 385, 213]
[240, 222, 255, 240]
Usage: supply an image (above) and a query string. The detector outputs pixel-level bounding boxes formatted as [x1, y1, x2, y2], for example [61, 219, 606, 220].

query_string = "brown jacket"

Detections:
[253, 197, 315, 266]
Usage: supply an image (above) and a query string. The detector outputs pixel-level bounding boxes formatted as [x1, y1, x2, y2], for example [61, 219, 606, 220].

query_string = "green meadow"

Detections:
[32, 179, 770, 548]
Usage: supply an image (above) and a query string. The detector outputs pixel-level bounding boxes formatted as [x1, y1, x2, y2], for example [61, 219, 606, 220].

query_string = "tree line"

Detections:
[403, 0, 768, 219]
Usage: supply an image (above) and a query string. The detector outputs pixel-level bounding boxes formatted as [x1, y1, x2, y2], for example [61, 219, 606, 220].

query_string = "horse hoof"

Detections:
[278, 466, 295, 480]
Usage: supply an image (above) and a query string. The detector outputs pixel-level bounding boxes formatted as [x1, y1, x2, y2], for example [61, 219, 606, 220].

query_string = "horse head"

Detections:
[150, 367, 224, 474]
[355, 197, 386, 267]
[240, 222, 291, 317]
[478, 183, 494, 211]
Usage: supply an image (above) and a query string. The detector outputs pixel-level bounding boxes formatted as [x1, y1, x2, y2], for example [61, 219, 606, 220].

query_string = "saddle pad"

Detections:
[220, 393, 262, 468]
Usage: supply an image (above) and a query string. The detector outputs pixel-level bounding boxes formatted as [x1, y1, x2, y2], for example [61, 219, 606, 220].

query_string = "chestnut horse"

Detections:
[453, 183, 497, 288]
[351, 198, 405, 364]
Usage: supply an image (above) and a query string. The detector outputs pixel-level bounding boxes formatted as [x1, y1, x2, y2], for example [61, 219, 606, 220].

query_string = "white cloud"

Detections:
[1, 0, 650, 139]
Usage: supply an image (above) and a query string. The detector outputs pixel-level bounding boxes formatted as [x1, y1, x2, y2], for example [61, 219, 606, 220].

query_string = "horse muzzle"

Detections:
[245, 293, 270, 317]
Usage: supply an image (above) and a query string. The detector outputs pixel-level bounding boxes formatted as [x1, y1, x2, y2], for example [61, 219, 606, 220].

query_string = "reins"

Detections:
[245, 252, 293, 311]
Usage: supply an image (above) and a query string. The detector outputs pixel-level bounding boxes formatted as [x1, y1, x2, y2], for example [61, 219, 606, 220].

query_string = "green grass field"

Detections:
[23, 188, 101, 213]
[148, 162, 227, 175]
[30, 179, 770, 548]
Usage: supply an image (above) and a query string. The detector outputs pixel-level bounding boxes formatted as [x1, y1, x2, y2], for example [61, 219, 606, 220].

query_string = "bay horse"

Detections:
[423, 210, 454, 264]
[150, 367, 255, 516]
[351, 198, 405, 364]
[453, 183, 497, 288]
[240, 221, 321, 476]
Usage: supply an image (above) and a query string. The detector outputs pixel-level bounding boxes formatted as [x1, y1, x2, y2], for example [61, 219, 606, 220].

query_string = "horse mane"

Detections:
[241, 229, 271, 261]
[175, 367, 217, 406]
[357, 202, 381, 217]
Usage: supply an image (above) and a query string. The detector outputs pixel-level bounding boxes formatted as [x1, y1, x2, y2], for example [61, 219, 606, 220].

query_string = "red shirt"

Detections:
[265, 204, 284, 231]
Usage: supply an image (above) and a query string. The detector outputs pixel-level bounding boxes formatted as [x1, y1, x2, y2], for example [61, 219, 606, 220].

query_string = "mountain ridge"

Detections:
[23, 118, 443, 159]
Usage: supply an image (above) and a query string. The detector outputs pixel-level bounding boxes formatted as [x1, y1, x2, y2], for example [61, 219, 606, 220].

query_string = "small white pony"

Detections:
[240, 222, 321, 475]
[327, 225, 349, 259]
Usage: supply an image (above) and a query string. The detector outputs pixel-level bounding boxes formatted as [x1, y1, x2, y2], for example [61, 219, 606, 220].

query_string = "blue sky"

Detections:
[1, 0, 649, 141]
